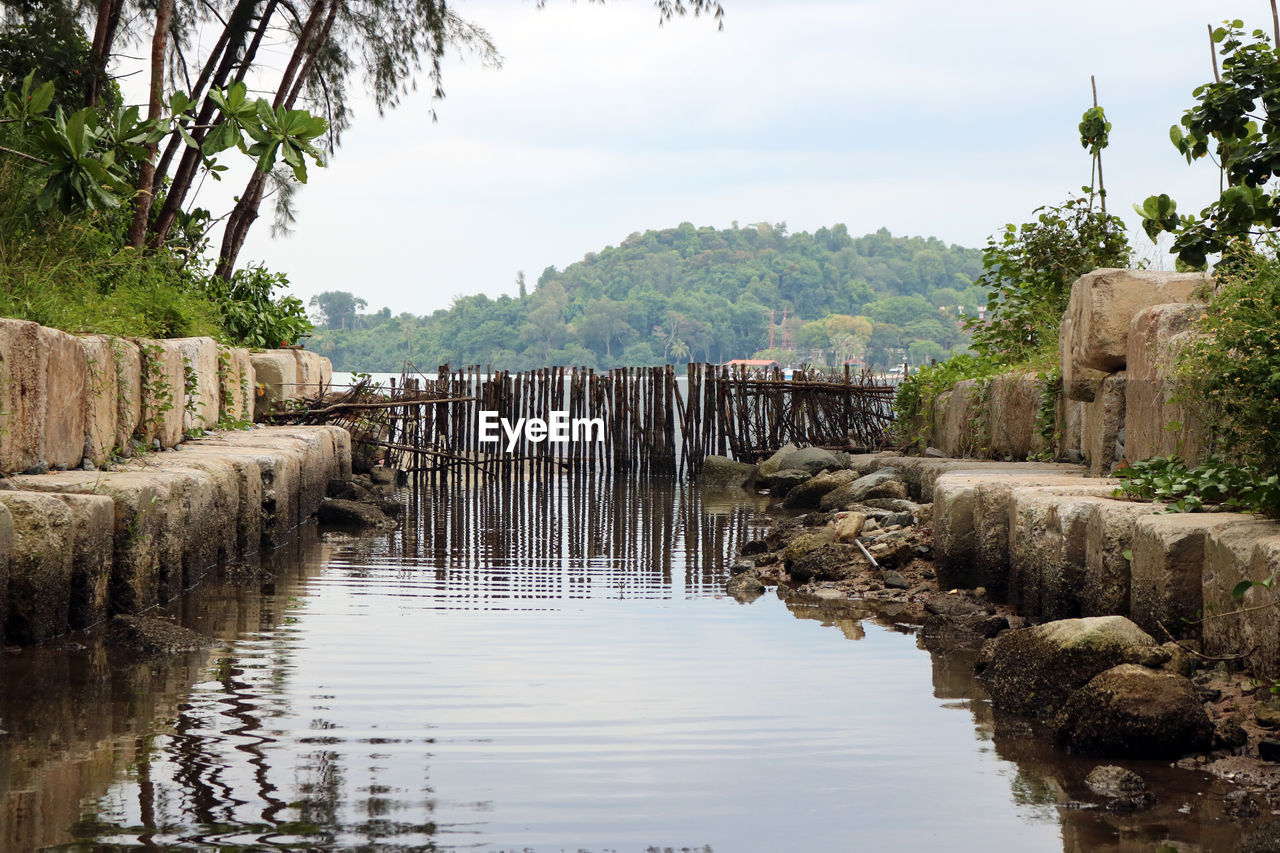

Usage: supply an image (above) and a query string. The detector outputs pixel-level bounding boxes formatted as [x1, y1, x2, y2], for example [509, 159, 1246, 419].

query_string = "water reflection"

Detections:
[0, 476, 1276, 851]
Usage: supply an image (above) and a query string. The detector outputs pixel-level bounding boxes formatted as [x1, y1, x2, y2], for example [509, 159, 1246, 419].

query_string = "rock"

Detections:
[1225, 789, 1260, 818]
[867, 535, 916, 568]
[782, 469, 857, 509]
[860, 498, 923, 514]
[764, 468, 816, 496]
[729, 559, 754, 575]
[981, 616, 1165, 718]
[699, 454, 759, 489]
[782, 446, 843, 475]
[818, 468, 905, 511]
[326, 477, 378, 502]
[880, 511, 915, 528]
[782, 528, 836, 564]
[741, 539, 768, 556]
[107, 615, 217, 655]
[1258, 740, 1280, 762]
[880, 569, 910, 589]
[377, 499, 404, 517]
[925, 446, 946, 458]
[1253, 703, 1280, 729]
[789, 544, 862, 584]
[368, 465, 397, 486]
[924, 593, 988, 620]
[1055, 664, 1213, 758]
[1214, 719, 1248, 750]
[726, 573, 765, 602]
[316, 498, 396, 529]
[757, 443, 800, 478]
[1157, 642, 1194, 677]
[1085, 765, 1149, 799]
[834, 512, 867, 542]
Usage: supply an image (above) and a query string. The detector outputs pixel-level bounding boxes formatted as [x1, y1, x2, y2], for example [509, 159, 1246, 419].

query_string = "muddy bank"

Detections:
[715, 447, 1280, 808]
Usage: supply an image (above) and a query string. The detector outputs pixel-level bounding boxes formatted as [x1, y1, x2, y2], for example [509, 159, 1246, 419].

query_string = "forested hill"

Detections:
[307, 222, 988, 372]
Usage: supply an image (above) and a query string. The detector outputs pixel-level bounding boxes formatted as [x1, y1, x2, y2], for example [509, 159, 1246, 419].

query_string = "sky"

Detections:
[201, 0, 1244, 316]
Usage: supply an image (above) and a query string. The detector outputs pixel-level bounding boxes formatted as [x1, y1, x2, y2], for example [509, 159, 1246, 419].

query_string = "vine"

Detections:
[138, 342, 174, 445]
[182, 356, 204, 437]
[1034, 366, 1063, 460]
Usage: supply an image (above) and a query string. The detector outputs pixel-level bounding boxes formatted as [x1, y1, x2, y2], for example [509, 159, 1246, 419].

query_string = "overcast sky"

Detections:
[213, 0, 1240, 315]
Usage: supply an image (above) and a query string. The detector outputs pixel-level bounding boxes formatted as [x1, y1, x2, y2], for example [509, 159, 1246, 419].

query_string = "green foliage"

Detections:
[311, 224, 985, 371]
[1177, 253, 1280, 475]
[1136, 21, 1280, 268]
[1078, 106, 1111, 155]
[1114, 455, 1280, 516]
[892, 353, 1005, 447]
[138, 343, 175, 441]
[0, 3, 113, 113]
[203, 264, 312, 349]
[1035, 365, 1062, 460]
[968, 196, 1131, 364]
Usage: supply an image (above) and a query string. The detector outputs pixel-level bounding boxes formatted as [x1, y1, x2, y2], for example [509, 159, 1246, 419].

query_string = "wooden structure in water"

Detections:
[276, 362, 895, 482]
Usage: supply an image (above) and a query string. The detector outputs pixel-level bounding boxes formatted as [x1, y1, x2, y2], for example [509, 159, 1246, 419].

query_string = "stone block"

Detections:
[1124, 303, 1208, 464]
[942, 378, 986, 458]
[293, 349, 331, 397]
[171, 337, 220, 432]
[134, 338, 185, 448]
[987, 371, 1046, 461]
[1064, 268, 1209, 376]
[218, 346, 255, 424]
[1082, 499, 1165, 616]
[1083, 371, 1125, 476]
[1130, 512, 1251, 640]
[250, 350, 301, 417]
[928, 389, 951, 456]
[0, 501, 10, 642]
[168, 445, 264, 556]
[47, 493, 114, 630]
[0, 491, 74, 643]
[43, 326, 89, 469]
[1060, 313, 1108, 402]
[78, 335, 119, 468]
[0, 318, 45, 473]
[1008, 491, 1115, 620]
[109, 337, 143, 455]
[1202, 520, 1280, 678]
[1058, 396, 1085, 461]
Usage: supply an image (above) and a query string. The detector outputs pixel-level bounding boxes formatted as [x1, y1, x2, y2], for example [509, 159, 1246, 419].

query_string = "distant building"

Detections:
[723, 358, 782, 368]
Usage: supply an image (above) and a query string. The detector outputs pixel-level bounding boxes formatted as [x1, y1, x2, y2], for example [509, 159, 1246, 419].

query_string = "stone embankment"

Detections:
[0, 318, 347, 647]
[916, 268, 1212, 475]
[710, 441, 1280, 783]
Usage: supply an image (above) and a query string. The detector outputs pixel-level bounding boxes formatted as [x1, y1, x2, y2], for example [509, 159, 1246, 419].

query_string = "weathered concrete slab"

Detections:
[1202, 520, 1280, 679]
[0, 319, 45, 473]
[0, 491, 74, 643]
[1083, 371, 1125, 476]
[1064, 268, 1209, 376]
[43, 326, 89, 469]
[109, 337, 143, 456]
[988, 371, 1046, 461]
[0, 501, 11, 642]
[250, 350, 301, 417]
[1124, 303, 1207, 464]
[79, 335, 119, 468]
[134, 338, 186, 449]
[50, 493, 114, 630]
[1130, 512, 1251, 640]
[1082, 499, 1165, 617]
[1008, 490, 1116, 620]
[293, 349, 331, 397]
[941, 378, 986, 458]
[218, 345, 255, 425]
[171, 337, 220, 433]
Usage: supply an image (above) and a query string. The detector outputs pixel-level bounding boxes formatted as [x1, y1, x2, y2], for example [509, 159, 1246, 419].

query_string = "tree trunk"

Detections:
[126, 0, 173, 248]
[87, 0, 125, 107]
[214, 0, 335, 278]
[149, 0, 276, 249]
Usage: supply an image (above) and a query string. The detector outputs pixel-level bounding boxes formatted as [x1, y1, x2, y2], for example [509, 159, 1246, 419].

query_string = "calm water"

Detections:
[0, 475, 1269, 851]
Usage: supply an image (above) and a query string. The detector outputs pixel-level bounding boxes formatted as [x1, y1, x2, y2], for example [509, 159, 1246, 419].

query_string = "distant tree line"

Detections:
[307, 222, 988, 372]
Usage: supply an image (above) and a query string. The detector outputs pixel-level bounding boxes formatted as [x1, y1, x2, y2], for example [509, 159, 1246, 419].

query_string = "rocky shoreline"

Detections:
[709, 445, 1280, 808]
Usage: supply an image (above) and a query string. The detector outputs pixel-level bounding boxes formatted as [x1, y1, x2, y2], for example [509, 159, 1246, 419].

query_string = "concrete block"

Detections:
[0, 491, 73, 643]
[1202, 520, 1280, 678]
[43, 327, 89, 469]
[987, 371, 1046, 461]
[166, 446, 264, 556]
[1124, 304, 1208, 464]
[1064, 268, 1209, 376]
[1083, 371, 1125, 476]
[109, 337, 143, 455]
[0, 501, 10, 642]
[0, 319, 46, 473]
[1060, 313, 1108, 402]
[218, 346, 255, 424]
[47, 493, 113, 630]
[1082, 499, 1165, 617]
[78, 335, 119, 468]
[134, 338, 185, 448]
[1008, 491, 1116, 620]
[1058, 396, 1085, 461]
[943, 378, 986, 458]
[250, 350, 301, 417]
[293, 349, 330, 397]
[171, 337, 219, 433]
[1130, 512, 1250, 640]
